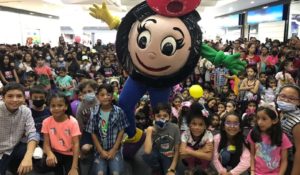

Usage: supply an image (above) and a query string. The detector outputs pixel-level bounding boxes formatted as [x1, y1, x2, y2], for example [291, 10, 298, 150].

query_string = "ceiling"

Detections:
[0, 0, 232, 16]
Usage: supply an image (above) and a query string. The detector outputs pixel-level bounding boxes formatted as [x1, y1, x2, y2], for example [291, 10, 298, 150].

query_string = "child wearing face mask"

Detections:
[76, 80, 99, 154]
[277, 85, 300, 175]
[143, 103, 180, 175]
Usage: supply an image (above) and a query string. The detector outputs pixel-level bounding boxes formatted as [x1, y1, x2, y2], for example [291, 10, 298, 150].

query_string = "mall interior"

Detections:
[1, 0, 300, 175]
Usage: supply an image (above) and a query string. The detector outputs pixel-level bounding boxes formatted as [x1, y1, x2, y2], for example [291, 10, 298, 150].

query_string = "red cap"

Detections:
[147, 0, 201, 17]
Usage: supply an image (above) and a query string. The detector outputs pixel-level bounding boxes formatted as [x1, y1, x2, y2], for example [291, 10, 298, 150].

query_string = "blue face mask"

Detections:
[277, 100, 297, 112]
[154, 119, 167, 129]
[84, 92, 96, 102]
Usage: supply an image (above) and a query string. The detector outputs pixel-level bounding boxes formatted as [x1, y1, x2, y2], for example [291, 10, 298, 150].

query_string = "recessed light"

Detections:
[229, 7, 233, 12]
[48, 15, 52, 18]
[251, 1, 255, 4]
[29, 12, 34, 15]
[263, 6, 268, 9]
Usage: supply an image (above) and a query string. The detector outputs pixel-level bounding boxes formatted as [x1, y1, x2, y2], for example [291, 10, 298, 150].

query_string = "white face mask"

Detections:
[277, 100, 297, 112]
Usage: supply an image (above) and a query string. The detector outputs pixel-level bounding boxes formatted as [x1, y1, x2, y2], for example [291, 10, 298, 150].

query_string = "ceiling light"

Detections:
[29, 12, 34, 15]
[48, 16, 52, 18]
[263, 6, 268, 9]
[251, 1, 255, 4]
[229, 7, 233, 12]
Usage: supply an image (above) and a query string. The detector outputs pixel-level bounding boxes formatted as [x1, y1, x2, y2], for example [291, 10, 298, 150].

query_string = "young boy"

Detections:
[55, 67, 74, 99]
[76, 79, 99, 153]
[30, 85, 51, 145]
[0, 82, 39, 174]
[86, 84, 129, 174]
[35, 55, 53, 90]
[143, 103, 180, 175]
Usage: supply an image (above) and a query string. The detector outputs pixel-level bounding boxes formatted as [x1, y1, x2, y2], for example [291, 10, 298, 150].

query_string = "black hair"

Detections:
[57, 67, 67, 72]
[218, 112, 245, 168]
[48, 92, 72, 117]
[178, 104, 191, 128]
[97, 83, 113, 94]
[30, 85, 47, 97]
[77, 79, 99, 92]
[251, 107, 282, 146]
[153, 102, 171, 115]
[116, 1, 202, 88]
[279, 59, 293, 82]
[187, 102, 209, 127]
[3, 82, 25, 96]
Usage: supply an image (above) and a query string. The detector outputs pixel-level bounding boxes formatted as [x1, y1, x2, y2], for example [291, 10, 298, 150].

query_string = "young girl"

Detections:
[208, 113, 221, 135]
[247, 106, 292, 175]
[55, 67, 74, 99]
[277, 85, 300, 175]
[171, 95, 183, 120]
[213, 112, 250, 175]
[0, 54, 20, 85]
[275, 59, 295, 89]
[225, 101, 237, 114]
[245, 43, 261, 71]
[41, 93, 81, 175]
[263, 76, 277, 103]
[178, 101, 191, 132]
[180, 102, 214, 175]
[239, 66, 260, 102]
[217, 102, 226, 118]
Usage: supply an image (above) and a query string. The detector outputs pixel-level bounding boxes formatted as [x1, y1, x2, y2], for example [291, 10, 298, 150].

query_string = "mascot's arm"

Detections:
[89, 2, 121, 30]
[201, 44, 247, 75]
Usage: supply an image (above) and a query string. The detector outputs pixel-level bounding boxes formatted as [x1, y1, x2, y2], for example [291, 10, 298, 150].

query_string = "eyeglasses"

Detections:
[224, 121, 240, 128]
[278, 94, 300, 103]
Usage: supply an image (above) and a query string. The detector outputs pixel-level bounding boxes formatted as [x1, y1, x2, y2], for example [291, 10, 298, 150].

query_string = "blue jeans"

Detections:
[89, 151, 123, 175]
[0, 142, 27, 175]
[142, 148, 174, 175]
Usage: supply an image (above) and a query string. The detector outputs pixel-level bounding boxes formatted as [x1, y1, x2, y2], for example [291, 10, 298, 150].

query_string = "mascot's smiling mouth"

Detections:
[136, 53, 170, 72]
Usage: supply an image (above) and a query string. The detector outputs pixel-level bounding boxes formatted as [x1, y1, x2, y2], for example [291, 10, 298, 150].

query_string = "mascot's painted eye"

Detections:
[161, 37, 184, 56]
[137, 30, 151, 49]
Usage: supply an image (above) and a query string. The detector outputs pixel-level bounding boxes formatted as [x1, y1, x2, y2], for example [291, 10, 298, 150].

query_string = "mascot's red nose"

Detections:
[147, 0, 201, 17]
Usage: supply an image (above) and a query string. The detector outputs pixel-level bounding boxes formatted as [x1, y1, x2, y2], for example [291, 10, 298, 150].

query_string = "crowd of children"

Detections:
[0, 35, 300, 175]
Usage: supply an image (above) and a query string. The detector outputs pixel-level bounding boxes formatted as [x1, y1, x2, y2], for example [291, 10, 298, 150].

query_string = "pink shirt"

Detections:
[213, 134, 250, 175]
[265, 55, 278, 66]
[41, 116, 81, 155]
[246, 131, 292, 175]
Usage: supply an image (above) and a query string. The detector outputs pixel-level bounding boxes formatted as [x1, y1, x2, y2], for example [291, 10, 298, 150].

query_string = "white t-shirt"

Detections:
[181, 129, 213, 148]
[275, 72, 294, 88]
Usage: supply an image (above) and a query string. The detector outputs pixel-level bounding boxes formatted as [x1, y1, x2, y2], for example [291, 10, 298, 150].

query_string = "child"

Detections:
[76, 80, 99, 153]
[86, 84, 129, 175]
[277, 85, 300, 175]
[143, 103, 180, 175]
[208, 113, 220, 135]
[0, 82, 39, 174]
[41, 93, 81, 175]
[30, 86, 51, 145]
[55, 67, 74, 99]
[171, 95, 183, 120]
[0, 54, 20, 85]
[180, 102, 214, 175]
[275, 59, 295, 89]
[242, 100, 257, 129]
[225, 101, 237, 114]
[213, 112, 250, 175]
[35, 55, 53, 90]
[247, 106, 292, 175]
[178, 101, 191, 132]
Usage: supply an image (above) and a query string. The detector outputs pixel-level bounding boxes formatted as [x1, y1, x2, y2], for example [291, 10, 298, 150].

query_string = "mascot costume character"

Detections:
[89, 0, 246, 158]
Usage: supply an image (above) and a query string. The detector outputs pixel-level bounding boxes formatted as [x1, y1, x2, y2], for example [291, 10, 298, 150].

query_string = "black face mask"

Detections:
[32, 99, 45, 108]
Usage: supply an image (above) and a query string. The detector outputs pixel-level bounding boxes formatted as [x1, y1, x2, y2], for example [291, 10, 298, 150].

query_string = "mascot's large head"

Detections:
[116, 0, 202, 88]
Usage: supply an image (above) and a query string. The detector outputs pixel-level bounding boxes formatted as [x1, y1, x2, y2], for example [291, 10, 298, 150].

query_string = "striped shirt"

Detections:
[0, 101, 39, 156]
[281, 109, 300, 143]
[86, 105, 129, 150]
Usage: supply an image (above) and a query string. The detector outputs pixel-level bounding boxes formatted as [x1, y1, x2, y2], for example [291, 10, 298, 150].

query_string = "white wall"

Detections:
[258, 21, 285, 42]
[0, 11, 60, 46]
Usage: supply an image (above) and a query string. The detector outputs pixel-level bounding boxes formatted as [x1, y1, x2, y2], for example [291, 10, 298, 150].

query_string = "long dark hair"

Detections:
[250, 107, 282, 146]
[218, 112, 245, 167]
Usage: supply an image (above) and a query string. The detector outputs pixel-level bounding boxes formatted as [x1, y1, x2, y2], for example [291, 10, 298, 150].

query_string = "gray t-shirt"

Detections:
[152, 122, 180, 157]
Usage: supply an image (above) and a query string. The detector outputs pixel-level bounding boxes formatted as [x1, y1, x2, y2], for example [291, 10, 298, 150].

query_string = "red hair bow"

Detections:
[146, 0, 201, 17]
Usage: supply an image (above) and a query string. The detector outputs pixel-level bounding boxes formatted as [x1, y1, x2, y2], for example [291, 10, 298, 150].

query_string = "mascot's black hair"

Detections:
[116, 1, 202, 88]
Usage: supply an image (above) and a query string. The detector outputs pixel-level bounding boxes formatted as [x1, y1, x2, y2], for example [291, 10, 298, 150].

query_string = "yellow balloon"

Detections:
[189, 85, 203, 98]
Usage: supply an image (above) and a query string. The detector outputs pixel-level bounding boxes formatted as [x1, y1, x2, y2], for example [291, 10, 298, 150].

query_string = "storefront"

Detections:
[247, 4, 285, 42]
[216, 14, 242, 41]
[289, 1, 300, 38]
